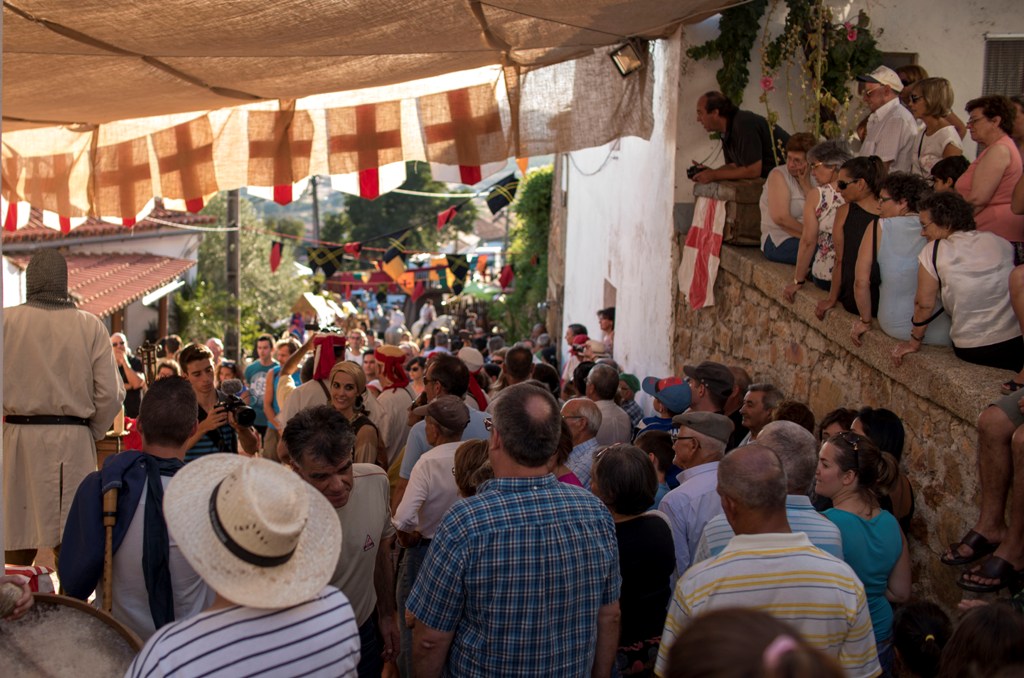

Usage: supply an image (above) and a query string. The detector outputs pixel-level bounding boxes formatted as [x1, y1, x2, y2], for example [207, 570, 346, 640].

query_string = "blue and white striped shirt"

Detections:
[693, 494, 844, 563]
[126, 586, 360, 678]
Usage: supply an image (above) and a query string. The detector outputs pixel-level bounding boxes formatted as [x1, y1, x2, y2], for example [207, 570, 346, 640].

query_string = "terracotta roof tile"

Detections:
[6, 252, 196, 317]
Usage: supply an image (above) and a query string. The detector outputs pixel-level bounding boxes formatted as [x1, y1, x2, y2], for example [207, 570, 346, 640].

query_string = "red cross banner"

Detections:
[420, 85, 507, 185]
[92, 138, 154, 225]
[153, 118, 218, 213]
[326, 102, 405, 199]
[247, 105, 314, 204]
[330, 161, 407, 201]
[678, 197, 726, 309]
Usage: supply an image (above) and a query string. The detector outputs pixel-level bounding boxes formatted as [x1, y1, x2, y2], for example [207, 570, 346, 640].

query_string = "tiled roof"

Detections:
[1, 207, 216, 243]
[6, 252, 196, 317]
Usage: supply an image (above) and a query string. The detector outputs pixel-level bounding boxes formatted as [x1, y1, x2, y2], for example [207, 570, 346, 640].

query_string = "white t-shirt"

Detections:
[125, 586, 360, 678]
[101, 474, 215, 641]
[331, 464, 396, 626]
[393, 441, 462, 539]
[919, 230, 1020, 348]
[911, 125, 963, 176]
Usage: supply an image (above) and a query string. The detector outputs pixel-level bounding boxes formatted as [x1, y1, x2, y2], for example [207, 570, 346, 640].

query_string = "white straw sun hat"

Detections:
[163, 454, 341, 609]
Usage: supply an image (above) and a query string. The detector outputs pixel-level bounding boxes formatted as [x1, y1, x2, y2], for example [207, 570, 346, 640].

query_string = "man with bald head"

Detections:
[694, 420, 843, 562]
[655, 445, 880, 678]
[561, 397, 602, 490]
[407, 383, 621, 678]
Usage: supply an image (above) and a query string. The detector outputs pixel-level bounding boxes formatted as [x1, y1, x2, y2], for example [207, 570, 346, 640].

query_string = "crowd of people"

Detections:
[713, 64, 1024, 392]
[2, 63, 1024, 678]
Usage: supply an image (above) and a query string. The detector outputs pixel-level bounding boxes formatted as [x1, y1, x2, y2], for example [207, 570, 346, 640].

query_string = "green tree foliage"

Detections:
[175, 193, 310, 349]
[686, 0, 768, 105]
[490, 167, 553, 339]
[323, 162, 478, 257]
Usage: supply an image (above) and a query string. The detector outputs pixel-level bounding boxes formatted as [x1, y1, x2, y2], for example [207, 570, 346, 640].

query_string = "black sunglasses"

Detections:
[837, 178, 861, 190]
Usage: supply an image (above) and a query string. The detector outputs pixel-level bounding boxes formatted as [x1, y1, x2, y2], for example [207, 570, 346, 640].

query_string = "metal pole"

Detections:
[225, 189, 242, 363]
[310, 175, 321, 243]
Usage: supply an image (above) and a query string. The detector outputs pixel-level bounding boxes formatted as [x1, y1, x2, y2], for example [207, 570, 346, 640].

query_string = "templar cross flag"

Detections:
[678, 197, 726, 309]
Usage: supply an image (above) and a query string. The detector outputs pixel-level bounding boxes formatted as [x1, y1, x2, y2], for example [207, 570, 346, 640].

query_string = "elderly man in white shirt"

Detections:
[857, 65, 918, 172]
[393, 395, 470, 678]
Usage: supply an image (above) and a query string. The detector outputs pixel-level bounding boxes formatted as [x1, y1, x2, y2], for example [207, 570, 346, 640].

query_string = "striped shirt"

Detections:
[655, 533, 881, 678]
[693, 495, 844, 563]
[407, 474, 621, 677]
[621, 399, 644, 429]
[126, 586, 360, 678]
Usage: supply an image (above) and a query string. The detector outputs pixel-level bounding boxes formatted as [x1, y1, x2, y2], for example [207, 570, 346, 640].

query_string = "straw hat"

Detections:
[163, 455, 341, 609]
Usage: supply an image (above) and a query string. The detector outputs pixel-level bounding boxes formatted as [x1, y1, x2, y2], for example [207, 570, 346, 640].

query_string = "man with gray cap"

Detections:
[693, 420, 843, 563]
[657, 410, 733, 575]
[4, 250, 125, 566]
[681, 361, 735, 415]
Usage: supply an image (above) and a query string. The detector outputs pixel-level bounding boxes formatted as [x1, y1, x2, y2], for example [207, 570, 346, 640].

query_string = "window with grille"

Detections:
[983, 36, 1024, 96]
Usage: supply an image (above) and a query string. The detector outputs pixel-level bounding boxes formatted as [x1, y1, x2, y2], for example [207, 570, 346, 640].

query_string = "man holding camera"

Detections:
[179, 344, 259, 462]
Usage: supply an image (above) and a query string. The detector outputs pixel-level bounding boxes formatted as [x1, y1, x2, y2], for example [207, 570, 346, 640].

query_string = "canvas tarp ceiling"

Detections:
[1, 0, 739, 222]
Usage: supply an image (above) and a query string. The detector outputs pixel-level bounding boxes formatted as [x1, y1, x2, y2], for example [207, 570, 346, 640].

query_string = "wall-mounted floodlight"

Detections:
[610, 40, 645, 77]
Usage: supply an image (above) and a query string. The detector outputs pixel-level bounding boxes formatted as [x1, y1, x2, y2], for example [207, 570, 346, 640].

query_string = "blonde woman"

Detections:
[328, 361, 387, 466]
[907, 78, 963, 177]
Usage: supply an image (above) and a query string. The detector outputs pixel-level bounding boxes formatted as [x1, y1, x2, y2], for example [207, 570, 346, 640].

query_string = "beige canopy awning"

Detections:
[2, 0, 738, 221]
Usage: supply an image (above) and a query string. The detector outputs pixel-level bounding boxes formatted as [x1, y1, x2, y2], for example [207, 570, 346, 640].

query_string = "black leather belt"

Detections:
[4, 415, 90, 426]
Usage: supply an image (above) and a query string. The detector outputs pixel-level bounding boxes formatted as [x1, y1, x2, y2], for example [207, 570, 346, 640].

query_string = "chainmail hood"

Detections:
[25, 250, 76, 310]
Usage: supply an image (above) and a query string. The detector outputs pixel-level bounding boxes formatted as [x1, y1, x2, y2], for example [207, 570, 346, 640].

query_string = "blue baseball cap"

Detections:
[641, 376, 692, 415]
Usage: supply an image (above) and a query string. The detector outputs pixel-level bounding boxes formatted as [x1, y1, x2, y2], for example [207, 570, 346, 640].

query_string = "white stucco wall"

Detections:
[561, 34, 682, 396]
[675, 0, 1024, 203]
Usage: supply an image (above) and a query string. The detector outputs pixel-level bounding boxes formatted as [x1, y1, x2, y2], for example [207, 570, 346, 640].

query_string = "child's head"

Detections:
[929, 156, 970, 193]
[893, 601, 951, 678]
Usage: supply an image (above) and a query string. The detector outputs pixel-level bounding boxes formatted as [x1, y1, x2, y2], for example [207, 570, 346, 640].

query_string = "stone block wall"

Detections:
[673, 243, 1016, 611]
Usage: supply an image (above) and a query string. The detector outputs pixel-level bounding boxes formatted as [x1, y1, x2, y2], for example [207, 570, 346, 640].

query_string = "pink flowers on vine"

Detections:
[760, 76, 775, 92]
[844, 22, 858, 41]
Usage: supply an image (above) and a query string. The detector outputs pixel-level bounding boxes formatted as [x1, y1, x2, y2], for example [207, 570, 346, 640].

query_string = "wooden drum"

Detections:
[0, 593, 142, 676]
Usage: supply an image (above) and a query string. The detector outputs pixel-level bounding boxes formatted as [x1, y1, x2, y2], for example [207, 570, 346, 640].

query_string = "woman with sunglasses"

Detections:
[891, 192, 1022, 390]
[850, 172, 951, 347]
[956, 96, 1024, 262]
[815, 431, 911, 674]
[405, 356, 427, 397]
[816, 156, 884, 320]
[783, 141, 853, 305]
[906, 78, 963, 177]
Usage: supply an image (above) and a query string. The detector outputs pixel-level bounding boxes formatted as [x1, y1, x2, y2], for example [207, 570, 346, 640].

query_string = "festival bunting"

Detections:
[486, 174, 519, 215]
[306, 246, 348, 278]
[446, 254, 469, 294]
[499, 264, 515, 289]
[436, 205, 459, 231]
[476, 254, 488, 275]
[381, 230, 413, 282]
[269, 241, 283, 273]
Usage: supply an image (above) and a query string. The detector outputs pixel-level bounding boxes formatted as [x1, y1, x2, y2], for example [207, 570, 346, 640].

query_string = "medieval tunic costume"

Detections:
[3, 250, 124, 551]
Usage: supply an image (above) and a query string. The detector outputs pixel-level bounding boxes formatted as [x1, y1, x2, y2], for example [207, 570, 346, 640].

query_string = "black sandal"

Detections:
[941, 529, 999, 566]
[958, 556, 1022, 593]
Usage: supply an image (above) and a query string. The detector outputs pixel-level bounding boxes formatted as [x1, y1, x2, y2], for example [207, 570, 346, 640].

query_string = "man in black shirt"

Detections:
[692, 91, 790, 183]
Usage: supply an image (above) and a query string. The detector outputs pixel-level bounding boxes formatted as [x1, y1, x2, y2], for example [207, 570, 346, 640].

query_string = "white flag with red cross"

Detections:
[678, 197, 726, 309]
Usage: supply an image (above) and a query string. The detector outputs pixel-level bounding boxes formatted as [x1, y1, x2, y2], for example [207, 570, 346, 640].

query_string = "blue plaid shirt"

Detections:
[406, 474, 621, 677]
[566, 437, 600, 490]
[620, 399, 643, 430]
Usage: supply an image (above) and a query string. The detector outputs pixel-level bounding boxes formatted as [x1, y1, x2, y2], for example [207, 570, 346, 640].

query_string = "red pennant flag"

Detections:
[270, 241, 283, 272]
[343, 242, 362, 256]
[437, 206, 459, 231]
[4, 202, 18, 232]
[499, 264, 514, 289]
[411, 280, 425, 302]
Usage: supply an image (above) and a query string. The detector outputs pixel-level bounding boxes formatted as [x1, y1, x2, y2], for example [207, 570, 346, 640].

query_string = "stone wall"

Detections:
[673, 242, 1015, 611]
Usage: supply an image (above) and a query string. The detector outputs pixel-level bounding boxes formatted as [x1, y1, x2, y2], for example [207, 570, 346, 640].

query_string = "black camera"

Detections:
[686, 163, 707, 180]
[217, 394, 256, 428]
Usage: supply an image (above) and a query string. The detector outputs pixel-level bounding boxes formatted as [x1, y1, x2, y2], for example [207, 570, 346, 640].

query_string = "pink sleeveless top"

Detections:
[955, 134, 1024, 242]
